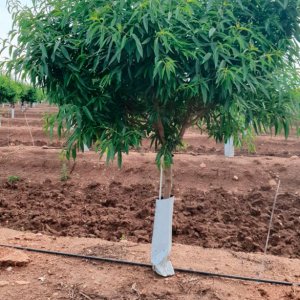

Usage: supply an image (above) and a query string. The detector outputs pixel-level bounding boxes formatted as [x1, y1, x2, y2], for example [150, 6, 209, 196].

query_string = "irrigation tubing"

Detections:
[0, 244, 299, 287]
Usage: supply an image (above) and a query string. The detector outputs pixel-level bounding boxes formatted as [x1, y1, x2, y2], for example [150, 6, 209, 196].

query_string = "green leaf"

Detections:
[82, 106, 94, 121]
[121, 35, 127, 49]
[154, 37, 159, 57]
[142, 15, 149, 33]
[202, 52, 212, 64]
[72, 147, 77, 160]
[40, 43, 47, 59]
[132, 33, 143, 58]
[209, 27, 216, 38]
[51, 40, 60, 61]
[200, 83, 208, 103]
[153, 60, 163, 79]
[61, 46, 71, 61]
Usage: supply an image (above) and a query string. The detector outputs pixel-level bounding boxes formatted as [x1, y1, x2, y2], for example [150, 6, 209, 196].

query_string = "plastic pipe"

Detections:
[0, 244, 299, 287]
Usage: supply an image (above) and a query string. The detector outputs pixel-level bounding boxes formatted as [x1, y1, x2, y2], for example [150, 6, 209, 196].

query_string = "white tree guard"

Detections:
[151, 197, 175, 277]
[11, 108, 15, 119]
[83, 144, 89, 152]
[224, 136, 234, 157]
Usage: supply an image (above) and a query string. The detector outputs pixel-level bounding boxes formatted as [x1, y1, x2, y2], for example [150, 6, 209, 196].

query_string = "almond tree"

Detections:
[4, 0, 300, 198]
[3, 0, 300, 277]
[0, 75, 18, 105]
[20, 86, 39, 106]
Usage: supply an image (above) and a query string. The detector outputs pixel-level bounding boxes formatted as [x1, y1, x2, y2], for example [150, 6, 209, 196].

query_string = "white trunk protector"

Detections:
[151, 197, 175, 277]
[224, 136, 234, 157]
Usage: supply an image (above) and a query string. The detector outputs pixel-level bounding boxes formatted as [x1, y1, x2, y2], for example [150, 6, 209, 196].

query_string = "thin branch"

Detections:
[179, 103, 212, 139]
[179, 111, 204, 139]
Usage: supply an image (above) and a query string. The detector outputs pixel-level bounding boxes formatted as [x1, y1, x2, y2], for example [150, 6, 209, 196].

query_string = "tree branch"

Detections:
[179, 111, 204, 139]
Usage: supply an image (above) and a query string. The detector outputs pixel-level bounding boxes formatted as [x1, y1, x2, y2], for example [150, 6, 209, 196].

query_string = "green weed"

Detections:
[7, 175, 20, 183]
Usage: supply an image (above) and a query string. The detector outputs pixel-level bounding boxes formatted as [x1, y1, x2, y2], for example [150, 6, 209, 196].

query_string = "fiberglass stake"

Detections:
[264, 180, 281, 255]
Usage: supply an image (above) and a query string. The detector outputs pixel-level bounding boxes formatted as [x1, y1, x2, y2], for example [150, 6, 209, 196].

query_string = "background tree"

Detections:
[20, 86, 40, 106]
[0, 75, 19, 106]
[3, 0, 300, 198]
[0, 74, 41, 107]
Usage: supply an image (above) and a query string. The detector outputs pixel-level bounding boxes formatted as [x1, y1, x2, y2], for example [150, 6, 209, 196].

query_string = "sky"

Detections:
[0, 0, 30, 59]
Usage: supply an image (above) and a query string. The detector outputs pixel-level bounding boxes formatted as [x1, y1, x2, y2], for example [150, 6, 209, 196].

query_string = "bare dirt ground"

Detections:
[0, 104, 300, 299]
[0, 228, 300, 300]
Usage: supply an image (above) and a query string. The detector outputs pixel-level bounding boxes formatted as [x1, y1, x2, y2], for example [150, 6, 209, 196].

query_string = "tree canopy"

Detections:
[20, 86, 39, 104]
[0, 74, 21, 104]
[0, 74, 42, 105]
[3, 0, 300, 169]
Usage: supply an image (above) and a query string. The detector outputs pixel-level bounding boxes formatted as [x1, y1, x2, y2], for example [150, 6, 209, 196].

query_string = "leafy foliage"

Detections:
[3, 0, 300, 166]
[0, 75, 20, 104]
[0, 74, 42, 105]
[20, 86, 39, 104]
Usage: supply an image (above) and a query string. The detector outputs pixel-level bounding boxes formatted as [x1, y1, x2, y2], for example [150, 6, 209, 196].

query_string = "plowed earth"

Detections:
[0, 180, 300, 259]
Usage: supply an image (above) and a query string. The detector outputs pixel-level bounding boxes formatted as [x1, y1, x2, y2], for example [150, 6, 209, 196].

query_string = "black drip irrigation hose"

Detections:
[0, 243, 299, 287]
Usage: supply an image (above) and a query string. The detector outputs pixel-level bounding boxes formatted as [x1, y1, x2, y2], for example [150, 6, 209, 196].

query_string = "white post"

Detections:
[151, 197, 175, 277]
[11, 108, 15, 119]
[224, 136, 234, 157]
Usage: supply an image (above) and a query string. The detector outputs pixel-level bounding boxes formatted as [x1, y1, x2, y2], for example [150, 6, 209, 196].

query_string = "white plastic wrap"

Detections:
[224, 136, 234, 157]
[151, 197, 175, 277]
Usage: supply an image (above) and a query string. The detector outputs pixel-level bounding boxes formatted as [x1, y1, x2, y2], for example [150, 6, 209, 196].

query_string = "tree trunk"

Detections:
[162, 164, 173, 199]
